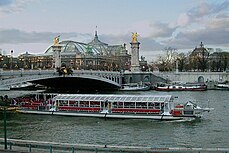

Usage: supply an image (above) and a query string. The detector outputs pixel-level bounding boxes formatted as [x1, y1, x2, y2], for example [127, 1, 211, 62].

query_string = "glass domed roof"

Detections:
[87, 31, 109, 55]
[44, 40, 100, 55]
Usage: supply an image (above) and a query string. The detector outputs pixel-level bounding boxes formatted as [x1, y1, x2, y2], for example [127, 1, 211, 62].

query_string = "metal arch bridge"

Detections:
[0, 70, 122, 89]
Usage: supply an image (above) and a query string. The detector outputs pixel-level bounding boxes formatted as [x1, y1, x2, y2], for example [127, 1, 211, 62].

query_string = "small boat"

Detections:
[16, 94, 213, 121]
[120, 83, 151, 91]
[155, 83, 207, 91]
[0, 86, 10, 91]
[215, 83, 229, 90]
[10, 82, 36, 90]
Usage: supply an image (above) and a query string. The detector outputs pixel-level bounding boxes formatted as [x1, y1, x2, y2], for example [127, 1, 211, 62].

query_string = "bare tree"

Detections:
[176, 53, 187, 72]
[154, 47, 178, 71]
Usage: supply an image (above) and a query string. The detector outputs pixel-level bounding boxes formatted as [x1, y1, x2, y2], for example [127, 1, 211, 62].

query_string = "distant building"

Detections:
[209, 51, 229, 72]
[17, 30, 131, 71]
[189, 42, 210, 71]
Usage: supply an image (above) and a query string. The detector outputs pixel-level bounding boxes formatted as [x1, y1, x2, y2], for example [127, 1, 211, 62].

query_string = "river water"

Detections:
[0, 89, 228, 148]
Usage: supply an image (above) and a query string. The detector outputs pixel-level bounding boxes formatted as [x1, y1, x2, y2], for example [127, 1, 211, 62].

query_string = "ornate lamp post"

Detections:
[3, 106, 7, 149]
[10, 50, 13, 70]
[1, 96, 8, 150]
[0, 54, 3, 69]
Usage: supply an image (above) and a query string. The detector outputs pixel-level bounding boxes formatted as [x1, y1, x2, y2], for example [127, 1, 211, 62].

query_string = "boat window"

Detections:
[125, 97, 132, 102]
[142, 97, 149, 101]
[65, 96, 71, 99]
[159, 97, 166, 102]
[136, 102, 147, 108]
[72, 96, 79, 100]
[114, 97, 122, 101]
[99, 97, 106, 101]
[85, 96, 91, 100]
[124, 102, 135, 108]
[89, 96, 96, 100]
[154, 97, 160, 102]
[80, 96, 86, 101]
[183, 110, 194, 115]
[155, 103, 160, 109]
[69, 97, 75, 100]
[120, 97, 126, 101]
[80, 101, 89, 107]
[90, 101, 100, 107]
[69, 101, 78, 106]
[148, 97, 154, 102]
[94, 97, 100, 100]
[136, 97, 143, 102]
[148, 102, 155, 108]
[59, 100, 68, 106]
[131, 97, 137, 101]
[109, 96, 115, 101]
[116, 102, 123, 108]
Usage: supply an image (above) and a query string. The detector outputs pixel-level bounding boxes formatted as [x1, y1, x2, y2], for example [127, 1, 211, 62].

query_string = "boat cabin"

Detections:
[52, 94, 174, 115]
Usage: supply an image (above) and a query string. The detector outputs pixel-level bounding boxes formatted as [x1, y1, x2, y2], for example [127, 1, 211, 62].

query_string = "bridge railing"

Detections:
[0, 138, 228, 153]
[0, 69, 121, 76]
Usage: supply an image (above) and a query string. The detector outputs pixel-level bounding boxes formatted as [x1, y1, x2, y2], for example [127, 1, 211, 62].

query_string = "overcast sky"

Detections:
[0, 0, 229, 61]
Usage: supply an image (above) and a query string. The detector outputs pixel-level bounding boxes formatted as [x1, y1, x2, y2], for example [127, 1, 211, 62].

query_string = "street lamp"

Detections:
[3, 106, 7, 149]
[1, 96, 8, 150]
[10, 50, 13, 70]
[0, 54, 3, 68]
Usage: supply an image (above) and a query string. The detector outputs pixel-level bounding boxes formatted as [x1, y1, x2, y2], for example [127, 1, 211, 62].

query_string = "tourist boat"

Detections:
[16, 94, 213, 121]
[155, 83, 207, 91]
[120, 83, 151, 91]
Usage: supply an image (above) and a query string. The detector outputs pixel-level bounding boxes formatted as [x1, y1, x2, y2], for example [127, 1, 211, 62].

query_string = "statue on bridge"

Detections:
[131, 32, 139, 43]
[54, 35, 60, 46]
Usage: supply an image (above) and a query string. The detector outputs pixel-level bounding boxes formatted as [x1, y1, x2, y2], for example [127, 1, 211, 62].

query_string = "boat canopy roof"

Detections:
[52, 94, 173, 103]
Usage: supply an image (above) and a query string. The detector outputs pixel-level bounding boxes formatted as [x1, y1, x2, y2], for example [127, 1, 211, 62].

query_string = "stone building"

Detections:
[17, 31, 131, 71]
[189, 42, 210, 71]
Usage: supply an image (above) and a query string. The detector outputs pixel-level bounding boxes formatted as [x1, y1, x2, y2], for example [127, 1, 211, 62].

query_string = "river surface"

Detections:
[0, 89, 228, 148]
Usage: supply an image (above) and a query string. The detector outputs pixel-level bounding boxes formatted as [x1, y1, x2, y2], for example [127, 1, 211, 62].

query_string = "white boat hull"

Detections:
[0, 86, 10, 91]
[17, 110, 195, 121]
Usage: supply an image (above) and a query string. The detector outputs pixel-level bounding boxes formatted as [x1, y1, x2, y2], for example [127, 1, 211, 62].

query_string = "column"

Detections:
[130, 33, 140, 72]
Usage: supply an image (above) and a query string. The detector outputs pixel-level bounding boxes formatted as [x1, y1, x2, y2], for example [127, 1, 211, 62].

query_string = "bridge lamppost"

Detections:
[1, 95, 8, 150]
[0, 54, 3, 69]
[3, 104, 7, 150]
[10, 50, 13, 70]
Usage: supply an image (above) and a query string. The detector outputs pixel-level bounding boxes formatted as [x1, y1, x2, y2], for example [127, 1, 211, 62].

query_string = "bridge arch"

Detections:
[0, 70, 121, 91]
[198, 76, 204, 83]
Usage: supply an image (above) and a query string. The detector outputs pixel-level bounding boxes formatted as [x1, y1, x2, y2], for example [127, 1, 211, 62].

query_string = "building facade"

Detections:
[14, 31, 131, 71]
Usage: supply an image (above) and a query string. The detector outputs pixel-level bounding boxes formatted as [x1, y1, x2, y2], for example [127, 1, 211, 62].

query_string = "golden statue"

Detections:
[131, 32, 139, 42]
[54, 36, 60, 46]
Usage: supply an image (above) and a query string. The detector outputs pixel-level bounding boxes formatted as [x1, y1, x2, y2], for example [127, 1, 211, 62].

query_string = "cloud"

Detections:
[176, 0, 229, 27]
[0, 0, 35, 15]
[0, 0, 13, 6]
[99, 33, 164, 51]
[126, 20, 177, 38]
[0, 29, 93, 44]
[148, 22, 177, 38]
[164, 0, 229, 49]
[163, 22, 229, 49]
[177, 13, 190, 27]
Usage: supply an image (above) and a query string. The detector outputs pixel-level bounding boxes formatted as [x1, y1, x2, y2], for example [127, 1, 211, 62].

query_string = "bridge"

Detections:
[0, 69, 122, 91]
[1, 69, 228, 91]
[154, 71, 229, 83]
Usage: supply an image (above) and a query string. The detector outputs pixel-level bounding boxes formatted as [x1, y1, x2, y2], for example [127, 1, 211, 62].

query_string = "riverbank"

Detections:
[1, 138, 229, 153]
